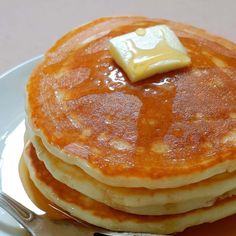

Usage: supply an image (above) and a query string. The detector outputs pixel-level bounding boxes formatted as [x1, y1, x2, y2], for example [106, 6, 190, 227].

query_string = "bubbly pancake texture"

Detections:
[31, 134, 236, 215]
[27, 16, 236, 188]
[23, 142, 236, 234]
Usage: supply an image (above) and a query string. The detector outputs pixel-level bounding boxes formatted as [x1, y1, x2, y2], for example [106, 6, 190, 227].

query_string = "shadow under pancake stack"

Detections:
[22, 16, 236, 234]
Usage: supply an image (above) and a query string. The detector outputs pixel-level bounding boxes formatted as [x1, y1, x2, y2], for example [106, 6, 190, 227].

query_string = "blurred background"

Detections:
[1, 0, 236, 74]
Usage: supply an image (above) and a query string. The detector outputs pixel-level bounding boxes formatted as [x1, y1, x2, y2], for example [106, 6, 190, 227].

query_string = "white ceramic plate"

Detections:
[0, 56, 43, 236]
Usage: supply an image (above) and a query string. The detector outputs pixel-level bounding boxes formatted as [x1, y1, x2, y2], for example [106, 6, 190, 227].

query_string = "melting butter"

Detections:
[109, 25, 191, 82]
[135, 28, 146, 36]
[126, 38, 190, 78]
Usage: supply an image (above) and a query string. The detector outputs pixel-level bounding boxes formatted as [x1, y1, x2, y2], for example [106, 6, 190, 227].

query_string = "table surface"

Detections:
[1, 0, 236, 74]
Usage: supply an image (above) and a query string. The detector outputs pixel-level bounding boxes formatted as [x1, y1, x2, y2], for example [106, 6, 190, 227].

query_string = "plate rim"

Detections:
[0, 55, 43, 81]
[0, 55, 45, 236]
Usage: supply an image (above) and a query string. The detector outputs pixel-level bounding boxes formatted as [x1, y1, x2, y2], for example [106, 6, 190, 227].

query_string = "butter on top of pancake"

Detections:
[109, 25, 191, 82]
[27, 17, 236, 189]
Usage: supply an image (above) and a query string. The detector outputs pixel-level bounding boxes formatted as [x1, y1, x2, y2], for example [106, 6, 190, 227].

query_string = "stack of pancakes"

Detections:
[23, 17, 236, 234]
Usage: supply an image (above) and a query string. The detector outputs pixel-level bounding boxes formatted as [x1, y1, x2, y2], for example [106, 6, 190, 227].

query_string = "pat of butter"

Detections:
[109, 25, 191, 82]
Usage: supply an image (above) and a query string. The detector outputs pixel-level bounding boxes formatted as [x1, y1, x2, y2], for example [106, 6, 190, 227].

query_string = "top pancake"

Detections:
[26, 16, 236, 188]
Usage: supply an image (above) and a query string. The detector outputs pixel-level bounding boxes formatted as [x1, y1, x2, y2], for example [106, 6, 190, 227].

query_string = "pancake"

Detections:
[23, 16, 236, 233]
[30, 133, 236, 215]
[26, 16, 236, 189]
[23, 141, 236, 234]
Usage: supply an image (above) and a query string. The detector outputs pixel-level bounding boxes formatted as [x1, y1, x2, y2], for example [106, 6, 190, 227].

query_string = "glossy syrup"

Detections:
[19, 156, 236, 235]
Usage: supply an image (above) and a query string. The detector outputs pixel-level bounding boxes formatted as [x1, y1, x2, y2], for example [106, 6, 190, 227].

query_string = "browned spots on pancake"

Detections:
[27, 17, 236, 179]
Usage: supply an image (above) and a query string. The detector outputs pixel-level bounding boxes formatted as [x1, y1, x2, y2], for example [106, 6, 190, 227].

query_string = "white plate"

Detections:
[0, 56, 43, 236]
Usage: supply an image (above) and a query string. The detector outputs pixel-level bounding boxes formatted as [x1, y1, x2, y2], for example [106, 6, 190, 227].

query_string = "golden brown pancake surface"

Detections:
[27, 17, 236, 181]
